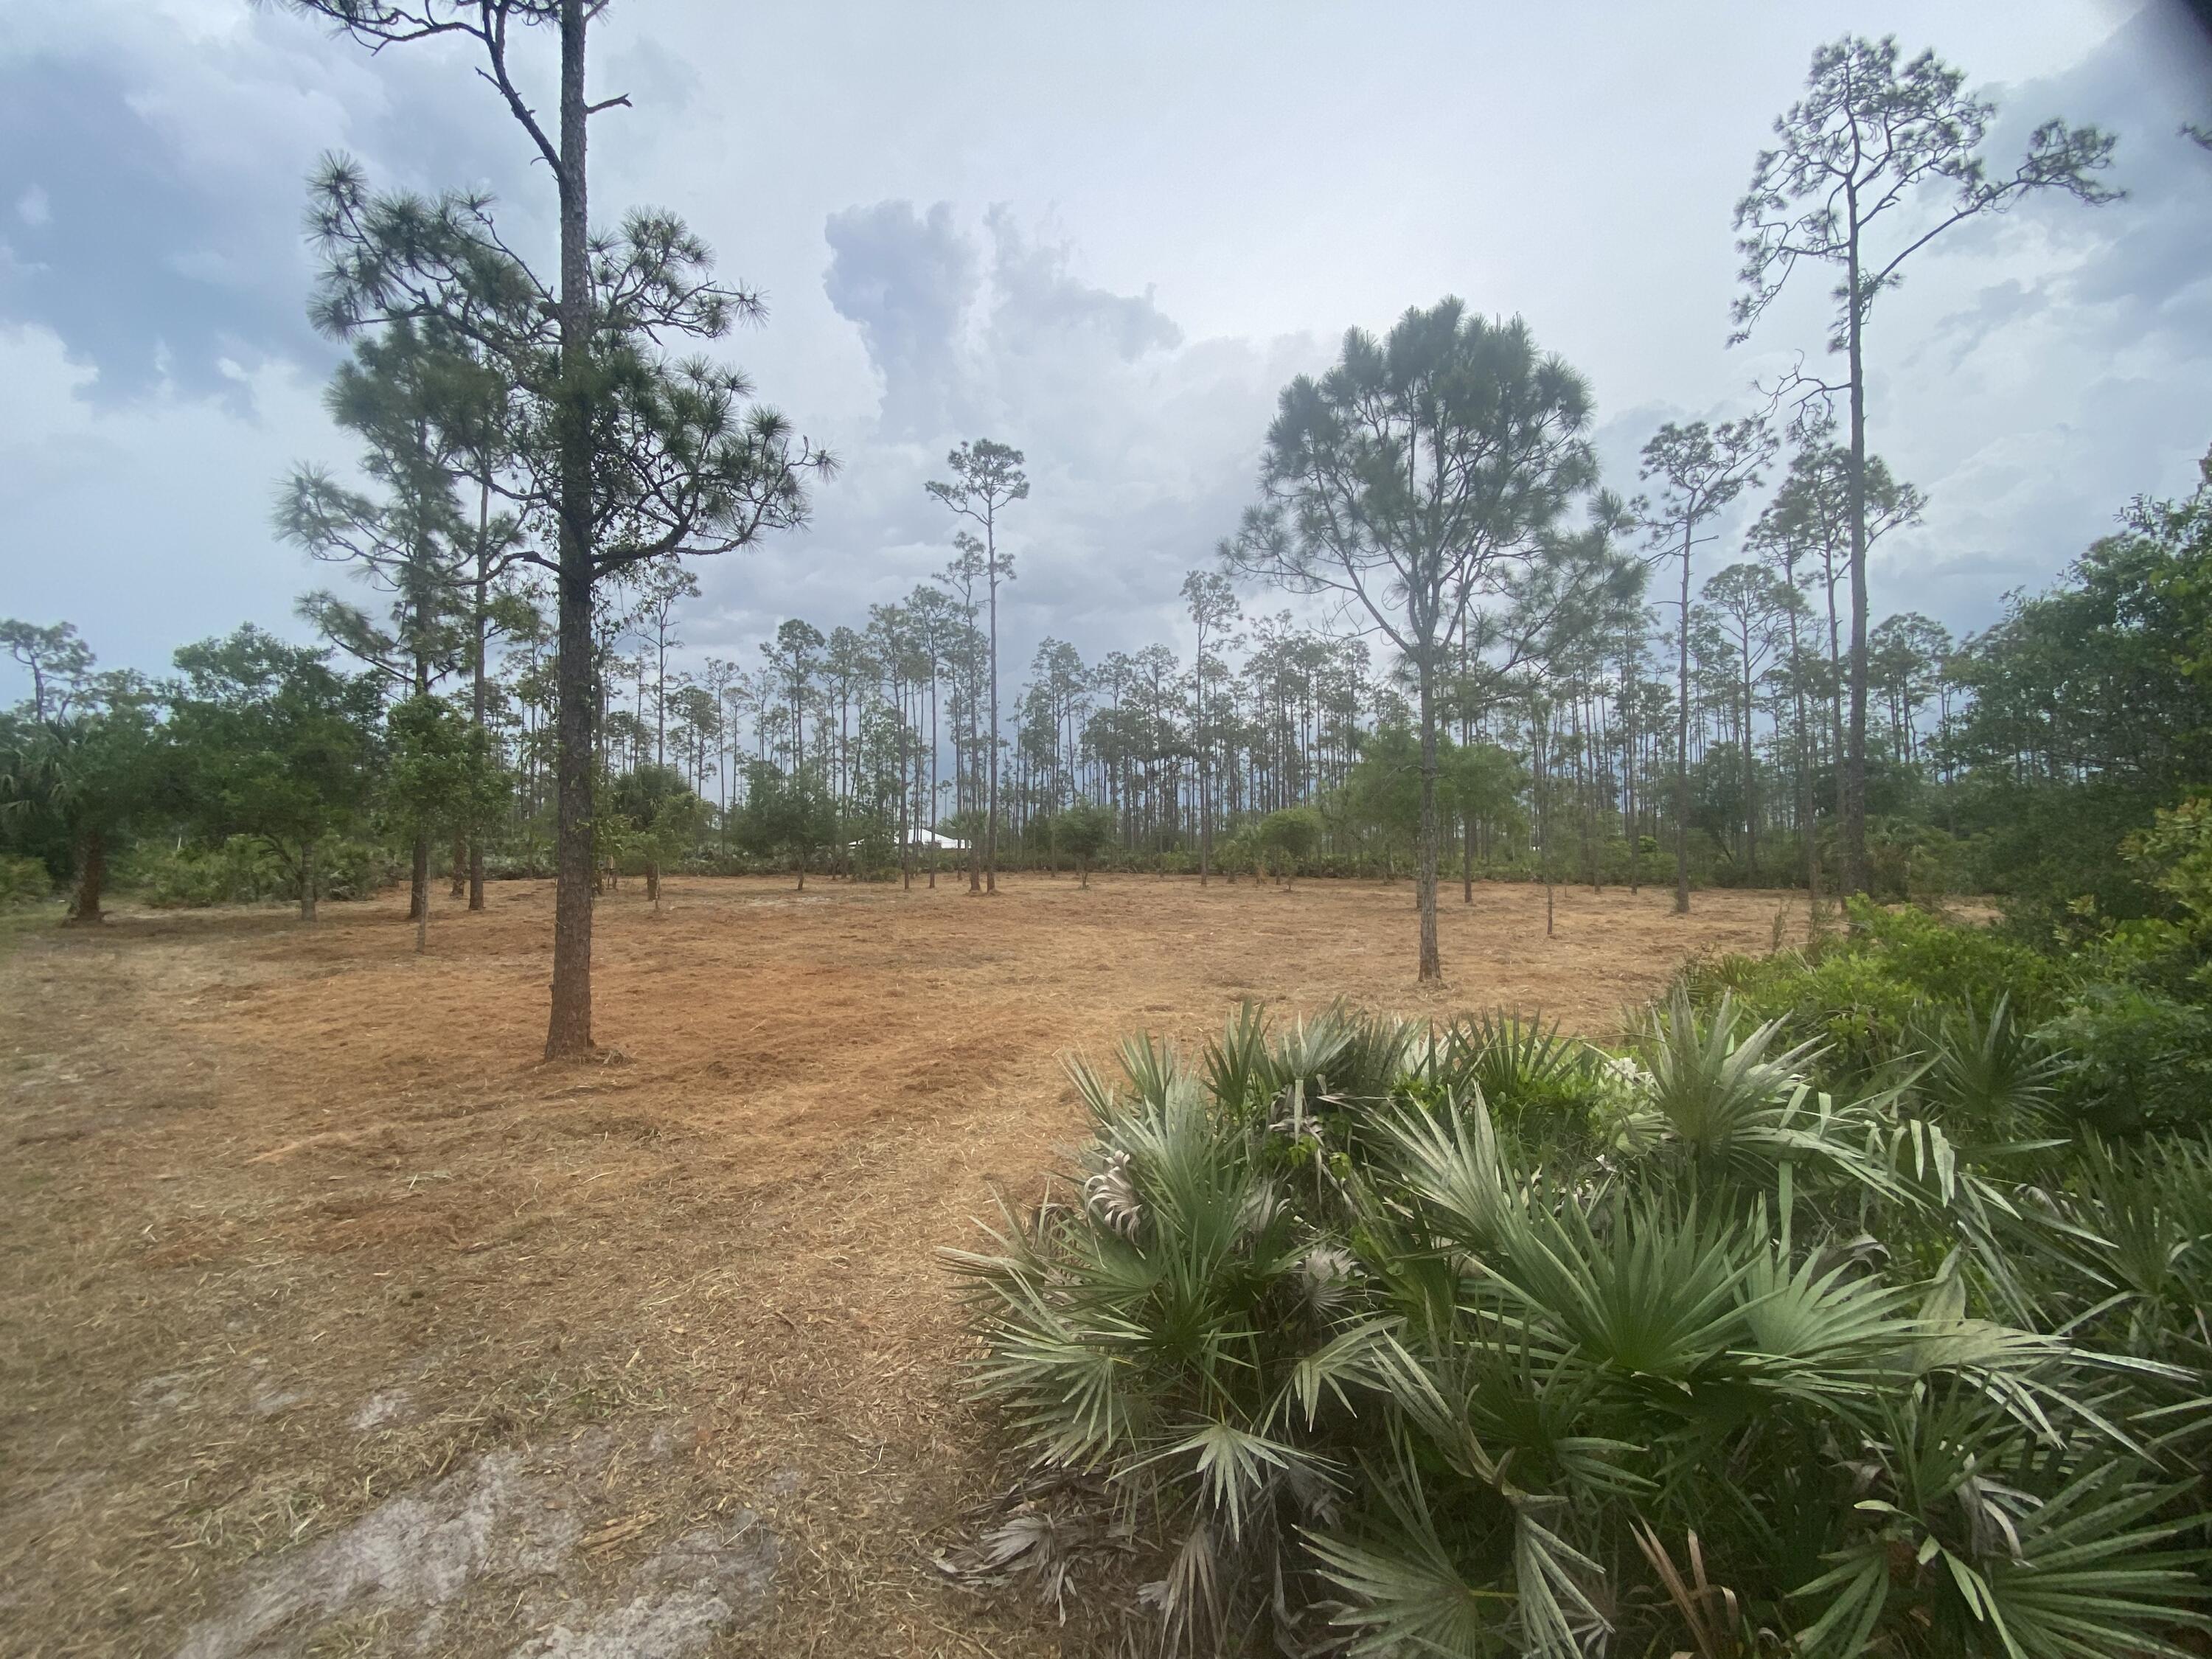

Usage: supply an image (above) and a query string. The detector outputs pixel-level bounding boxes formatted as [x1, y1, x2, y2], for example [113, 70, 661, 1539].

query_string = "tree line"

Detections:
[0, 10, 2152, 1042]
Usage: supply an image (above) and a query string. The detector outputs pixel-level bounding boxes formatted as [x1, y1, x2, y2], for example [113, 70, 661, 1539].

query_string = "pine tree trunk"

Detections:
[470, 526, 490, 912]
[1742, 649, 1760, 882]
[1416, 655, 1441, 982]
[1197, 667, 1211, 888]
[66, 827, 105, 925]
[543, 0, 598, 1059]
[1461, 640, 1475, 904]
[1841, 262, 1873, 898]
[985, 556, 1000, 896]
[928, 677, 939, 888]
[1674, 525, 1694, 916]
[1625, 644, 1641, 895]
[411, 832, 429, 922]
[1537, 713, 1556, 938]
[1790, 603, 1820, 899]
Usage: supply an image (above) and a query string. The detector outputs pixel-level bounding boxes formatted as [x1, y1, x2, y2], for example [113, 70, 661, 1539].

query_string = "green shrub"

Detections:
[2069, 916, 2203, 1001]
[1850, 901, 2069, 1016]
[1683, 902, 2070, 1085]
[2037, 983, 2212, 1137]
[1697, 945, 1928, 1079]
[0, 854, 53, 905]
[123, 837, 392, 908]
[126, 838, 293, 907]
[950, 1001, 2211, 1658]
[316, 839, 395, 901]
[1256, 807, 1322, 880]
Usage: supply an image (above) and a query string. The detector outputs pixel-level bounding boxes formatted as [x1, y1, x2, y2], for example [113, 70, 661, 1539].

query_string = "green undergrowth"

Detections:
[948, 981, 2212, 1658]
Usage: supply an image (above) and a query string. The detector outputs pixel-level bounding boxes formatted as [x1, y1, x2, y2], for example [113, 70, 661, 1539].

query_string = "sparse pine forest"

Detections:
[3, 7, 2211, 1658]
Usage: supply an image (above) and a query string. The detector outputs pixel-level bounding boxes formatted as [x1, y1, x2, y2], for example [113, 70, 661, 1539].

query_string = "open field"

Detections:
[0, 874, 1808, 1658]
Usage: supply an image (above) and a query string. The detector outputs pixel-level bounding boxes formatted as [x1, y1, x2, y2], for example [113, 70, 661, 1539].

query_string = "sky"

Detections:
[2, 0, 2209, 706]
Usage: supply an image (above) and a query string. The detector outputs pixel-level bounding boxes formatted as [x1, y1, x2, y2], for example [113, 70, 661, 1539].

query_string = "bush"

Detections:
[2037, 982, 2212, 1137]
[126, 838, 293, 907]
[316, 839, 394, 901]
[123, 837, 393, 908]
[1683, 901, 2069, 1084]
[1256, 807, 1322, 880]
[1865, 815, 1966, 904]
[949, 1000, 2211, 1657]
[1848, 901, 2068, 1015]
[0, 854, 53, 905]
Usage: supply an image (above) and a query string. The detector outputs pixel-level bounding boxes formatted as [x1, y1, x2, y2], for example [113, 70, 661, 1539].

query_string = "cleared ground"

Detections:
[0, 873, 1806, 1658]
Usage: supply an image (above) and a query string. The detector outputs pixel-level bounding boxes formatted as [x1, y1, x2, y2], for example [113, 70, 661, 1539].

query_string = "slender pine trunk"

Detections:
[1624, 636, 1641, 894]
[1197, 644, 1211, 888]
[1674, 522, 1694, 916]
[985, 552, 999, 894]
[1790, 602, 1820, 899]
[1832, 201, 1867, 902]
[470, 483, 491, 911]
[1416, 653, 1441, 981]
[543, 0, 598, 1058]
[1537, 707, 1555, 938]
[1742, 639, 1760, 882]
[1841, 228, 1872, 897]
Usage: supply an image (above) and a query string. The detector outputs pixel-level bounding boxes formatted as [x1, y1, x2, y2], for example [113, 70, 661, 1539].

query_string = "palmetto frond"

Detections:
[1635, 988, 1904, 1200]
[1911, 992, 2066, 1141]
[1793, 1381, 2210, 1658]
[953, 1001, 2212, 1656]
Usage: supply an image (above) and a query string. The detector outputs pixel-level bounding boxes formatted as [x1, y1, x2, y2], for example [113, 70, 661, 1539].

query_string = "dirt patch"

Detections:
[169, 1428, 773, 1659]
[0, 874, 1805, 1657]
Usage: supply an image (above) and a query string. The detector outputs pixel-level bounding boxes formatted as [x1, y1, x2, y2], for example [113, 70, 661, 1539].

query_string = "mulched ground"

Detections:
[0, 873, 1806, 1658]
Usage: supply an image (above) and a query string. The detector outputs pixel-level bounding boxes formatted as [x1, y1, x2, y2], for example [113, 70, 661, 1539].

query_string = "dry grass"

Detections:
[0, 872, 1808, 1658]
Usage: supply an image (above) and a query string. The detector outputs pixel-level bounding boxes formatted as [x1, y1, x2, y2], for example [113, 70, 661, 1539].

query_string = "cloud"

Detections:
[0, 321, 354, 676]
[0, 55, 307, 405]
[984, 205, 1182, 365]
[1847, 4, 2212, 623]
[823, 201, 981, 437]
[0, 1, 546, 408]
[3, 0, 2205, 712]
[681, 201, 1311, 683]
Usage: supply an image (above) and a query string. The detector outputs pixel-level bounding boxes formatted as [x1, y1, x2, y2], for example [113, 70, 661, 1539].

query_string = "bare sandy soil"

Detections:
[0, 873, 1806, 1658]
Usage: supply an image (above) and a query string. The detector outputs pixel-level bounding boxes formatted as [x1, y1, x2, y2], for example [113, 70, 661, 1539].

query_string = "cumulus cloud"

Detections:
[672, 201, 1311, 681]
[823, 200, 981, 437]
[984, 206, 1182, 364]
